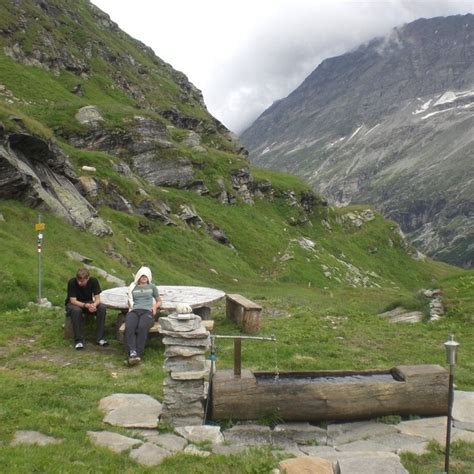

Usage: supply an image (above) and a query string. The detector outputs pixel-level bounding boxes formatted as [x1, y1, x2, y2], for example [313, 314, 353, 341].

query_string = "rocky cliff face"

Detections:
[0, 0, 321, 244]
[0, 131, 111, 235]
[242, 14, 474, 268]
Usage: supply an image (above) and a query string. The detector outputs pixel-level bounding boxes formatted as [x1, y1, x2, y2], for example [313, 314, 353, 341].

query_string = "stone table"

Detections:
[101, 285, 225, 319]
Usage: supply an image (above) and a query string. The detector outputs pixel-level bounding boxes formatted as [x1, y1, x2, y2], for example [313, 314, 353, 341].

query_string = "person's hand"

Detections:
[86, 303, 97, 312]
[151, 306, 157, 316]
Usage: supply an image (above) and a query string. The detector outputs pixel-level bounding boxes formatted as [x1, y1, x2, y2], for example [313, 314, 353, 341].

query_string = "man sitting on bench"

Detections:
[65, 267, 108, 350]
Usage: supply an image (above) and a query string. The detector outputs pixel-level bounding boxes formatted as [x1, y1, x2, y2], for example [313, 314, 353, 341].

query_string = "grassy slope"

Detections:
[0, 201, 472, 472]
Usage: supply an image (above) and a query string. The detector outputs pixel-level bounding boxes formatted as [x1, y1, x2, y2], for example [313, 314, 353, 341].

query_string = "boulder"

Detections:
[75, 105, 104, 125]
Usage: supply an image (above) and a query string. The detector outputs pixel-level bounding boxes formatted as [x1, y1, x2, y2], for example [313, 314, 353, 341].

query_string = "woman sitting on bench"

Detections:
[125, 266, 161, 366]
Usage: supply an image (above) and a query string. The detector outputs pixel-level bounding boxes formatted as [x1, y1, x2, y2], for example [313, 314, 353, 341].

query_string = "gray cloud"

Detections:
[92, 0, 474, 133]
[203, 1, 474, 133]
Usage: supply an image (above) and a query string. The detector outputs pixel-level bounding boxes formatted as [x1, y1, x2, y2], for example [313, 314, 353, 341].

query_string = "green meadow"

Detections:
[0, 196, 472, 472]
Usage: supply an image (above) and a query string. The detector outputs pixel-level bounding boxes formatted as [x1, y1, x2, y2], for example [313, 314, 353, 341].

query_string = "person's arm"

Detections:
[151, 297, 162, 316]
[88, 278, 102, 312]
[151, 286, 161, 316]
[127, 283, 135, 310]
[70, 296, 88, 309]
[90, 293, 100, 311]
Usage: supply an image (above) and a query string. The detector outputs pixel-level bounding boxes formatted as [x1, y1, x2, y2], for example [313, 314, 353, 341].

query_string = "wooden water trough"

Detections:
[211, 365, 448, 422]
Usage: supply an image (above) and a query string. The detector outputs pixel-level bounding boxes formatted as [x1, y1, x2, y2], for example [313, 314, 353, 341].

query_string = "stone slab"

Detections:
[279, 456, 335, 474]
[164, 345, 207, 357]
[337, 453, 408, 474]
[163, 355, 206, 372]
[336, 432, 428, 455]
[159, 325, 209, 338]
[454, 421, 474, 432]
[170, 369, 209, 380]
[317, 451, 408, 474]
[212, 444, 250, 455]
[397, 416, 474, 444]
[129, 442, 170, 466]
[327, 420, 398, 445]
[298, 446, 339, 457]
[87, 431, 142, 453]
[174, 425, 224, 445]
[101, 285, 224, 311]
[223, 424, 272, 445]
[132, 430, 188, 452]
[99, 393, 162, 429]
[164, 415, 204, 427]
[272, 422, 327, 445]
[162, 335, 210, 347]
[271, 441, 304, 456]
[11, 430, 63, 446]
[162, 404, 205, 420]
[378, 307, 423, 323]
[159, 315, 202, 332]
[183, 444, 212, 457]
[453, 390, 474, 423]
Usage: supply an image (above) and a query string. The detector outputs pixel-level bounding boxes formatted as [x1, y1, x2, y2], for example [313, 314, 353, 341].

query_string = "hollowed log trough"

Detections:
[211, 365, 448, 422]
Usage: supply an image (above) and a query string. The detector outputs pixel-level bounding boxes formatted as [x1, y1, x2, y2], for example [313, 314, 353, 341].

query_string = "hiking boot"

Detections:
[127, 351, 141, 366]
[97, 339, 109, 347]
[75, 341, 84, 350]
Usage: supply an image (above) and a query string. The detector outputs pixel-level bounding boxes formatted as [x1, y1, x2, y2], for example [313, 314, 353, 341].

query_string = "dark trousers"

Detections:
[125, 309, 154, 356]
[66, 303, 106, 343]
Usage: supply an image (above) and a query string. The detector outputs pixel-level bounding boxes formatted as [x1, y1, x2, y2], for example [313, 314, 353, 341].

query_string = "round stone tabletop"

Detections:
[101, 285, 225, 311]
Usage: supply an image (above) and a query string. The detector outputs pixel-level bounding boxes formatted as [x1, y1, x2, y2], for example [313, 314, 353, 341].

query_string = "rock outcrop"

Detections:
[0, 133, 111, 235]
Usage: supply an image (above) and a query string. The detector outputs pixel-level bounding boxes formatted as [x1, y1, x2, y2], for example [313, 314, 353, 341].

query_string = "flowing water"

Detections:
[272, 339, 280, 382]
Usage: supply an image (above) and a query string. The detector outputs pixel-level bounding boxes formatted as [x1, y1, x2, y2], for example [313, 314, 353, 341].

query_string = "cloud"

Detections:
[92, 0, 474, 133]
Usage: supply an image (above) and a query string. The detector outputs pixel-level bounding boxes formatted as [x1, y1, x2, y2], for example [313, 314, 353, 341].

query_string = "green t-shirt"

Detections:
[131, 283, 159, 310]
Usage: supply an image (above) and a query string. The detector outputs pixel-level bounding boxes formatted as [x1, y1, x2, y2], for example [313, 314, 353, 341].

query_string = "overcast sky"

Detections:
[91, 0, 474, 134]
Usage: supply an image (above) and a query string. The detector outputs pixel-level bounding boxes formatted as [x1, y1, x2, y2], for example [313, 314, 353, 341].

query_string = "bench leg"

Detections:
[64, 316, 74, 339]
[226, 300, 244, 325]
[241, 309, 262, 334]
[194, 306, 211, 320]
[116, 311, 127, 343]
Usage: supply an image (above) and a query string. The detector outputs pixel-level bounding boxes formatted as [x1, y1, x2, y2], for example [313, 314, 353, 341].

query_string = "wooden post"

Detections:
[234, 338, 241, 377]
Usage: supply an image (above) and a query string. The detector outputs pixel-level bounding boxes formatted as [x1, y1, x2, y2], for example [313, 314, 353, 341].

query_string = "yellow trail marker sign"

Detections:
[35, 223, 45, 231]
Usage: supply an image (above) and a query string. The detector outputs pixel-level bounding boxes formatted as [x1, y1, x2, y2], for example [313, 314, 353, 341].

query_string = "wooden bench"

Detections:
[226, 294, 262, 334]
[63, 313, 93, 339]
[116, 313, 214, 342]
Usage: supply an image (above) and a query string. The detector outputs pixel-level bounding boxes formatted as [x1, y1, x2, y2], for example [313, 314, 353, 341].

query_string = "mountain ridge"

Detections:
[242, 14, 474, 268]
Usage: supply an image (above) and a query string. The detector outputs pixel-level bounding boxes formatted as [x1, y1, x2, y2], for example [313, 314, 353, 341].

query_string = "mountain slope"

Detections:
[0, 0, 462, 311]
[241, 14, 474, 269]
